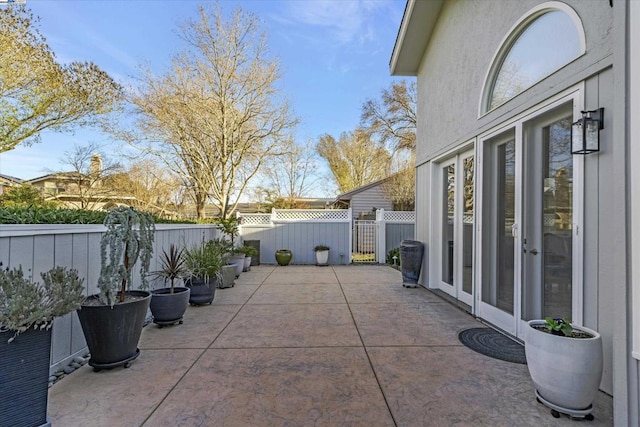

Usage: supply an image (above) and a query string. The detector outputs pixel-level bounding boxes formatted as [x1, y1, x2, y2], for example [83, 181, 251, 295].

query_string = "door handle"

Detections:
[529, 249, 539, 255]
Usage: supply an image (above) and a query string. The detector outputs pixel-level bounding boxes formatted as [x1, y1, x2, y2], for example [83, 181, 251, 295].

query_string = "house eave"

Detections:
[390, 0, 444, 76]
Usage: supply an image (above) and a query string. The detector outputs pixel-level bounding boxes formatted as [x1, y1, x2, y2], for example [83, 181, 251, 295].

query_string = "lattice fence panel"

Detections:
[238, 214, 272, 225]
[383, 211, 416, 223]
[272, 209, 350, 222]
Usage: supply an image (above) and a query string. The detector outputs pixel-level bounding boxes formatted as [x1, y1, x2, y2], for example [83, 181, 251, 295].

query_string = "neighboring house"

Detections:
[391, 0, 638, 424]
[335, 177, 394, 218]
[0, 173, 22, 195]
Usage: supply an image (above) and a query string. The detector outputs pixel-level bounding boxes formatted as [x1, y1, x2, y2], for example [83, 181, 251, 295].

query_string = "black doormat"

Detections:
[458, 328, 527, 364]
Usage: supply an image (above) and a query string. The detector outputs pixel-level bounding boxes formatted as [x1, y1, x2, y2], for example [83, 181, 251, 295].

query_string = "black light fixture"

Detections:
[571, 108, 604, 154]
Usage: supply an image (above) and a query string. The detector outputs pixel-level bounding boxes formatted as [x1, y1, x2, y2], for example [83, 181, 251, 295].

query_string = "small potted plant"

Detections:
[525, 317, 603, 420]
[227, 247, 246, 278]
[148, 244, 190, 327]
[275, 249, 292, 266]
[239, 245, 258, 272]
[183, 240, 224, 305]
[313, 244, 330, 266]
[1, 264, 84, 427]
[76, 206, 155, 371]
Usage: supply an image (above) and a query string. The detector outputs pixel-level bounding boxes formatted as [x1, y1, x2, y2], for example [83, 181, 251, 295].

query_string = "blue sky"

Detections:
[0, 0, 408, 191]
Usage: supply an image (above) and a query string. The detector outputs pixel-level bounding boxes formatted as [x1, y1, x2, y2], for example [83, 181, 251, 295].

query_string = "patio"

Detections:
[48, 265, 613, 426]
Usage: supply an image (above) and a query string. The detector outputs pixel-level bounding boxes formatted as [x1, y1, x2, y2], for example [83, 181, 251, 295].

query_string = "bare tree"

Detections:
[124, 5, 297, 219]
[0, 7, 122, 152]
[54, 143, 123, 210]
[256, 139, 320, 205]
[361, 80, 416, 153]
[109, 159, 182, 217]
[317, 129, 391, 193]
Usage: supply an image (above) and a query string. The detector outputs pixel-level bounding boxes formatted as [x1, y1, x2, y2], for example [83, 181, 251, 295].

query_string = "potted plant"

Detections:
[76, 206, 155, 372]
[1, 264, 84, 427]
[313, 244, 330, 266]
[227, 247, 246, 278]
[148, 244, 190, 327]
[525, 317, 603, 420]
[183, 240, 224, 305]
[239, 245, 258, 271]
[275, 249, 292, 266]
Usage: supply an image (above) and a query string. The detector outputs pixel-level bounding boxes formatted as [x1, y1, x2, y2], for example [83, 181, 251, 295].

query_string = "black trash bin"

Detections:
[245, 240, 260, 265]
[399, 240, 425, 288]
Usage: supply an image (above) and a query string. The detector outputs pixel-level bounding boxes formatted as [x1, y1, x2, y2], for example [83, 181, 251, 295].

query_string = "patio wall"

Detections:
[0, 224, 220, 371]
[238, 209, 352, 265]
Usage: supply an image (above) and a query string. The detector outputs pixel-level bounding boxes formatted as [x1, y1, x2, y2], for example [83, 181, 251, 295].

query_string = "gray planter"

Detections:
[228, 254, 245, 277]
[220, 265, 236, 289]
[150, 287, 190, 326]
[399, 240, 425, 287]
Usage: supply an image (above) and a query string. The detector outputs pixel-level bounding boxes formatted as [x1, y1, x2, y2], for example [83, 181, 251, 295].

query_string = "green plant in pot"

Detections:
[183, 240, 224, 305]
[313, 244, 330, 266]
[148, 244, 190, 327]
[1, 264, 84, 427]
[525, 317, 603, 420]
[76, 206, 155, 372]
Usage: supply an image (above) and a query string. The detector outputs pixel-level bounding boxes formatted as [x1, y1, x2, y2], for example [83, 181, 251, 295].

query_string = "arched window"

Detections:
[483, 3, 585, 113]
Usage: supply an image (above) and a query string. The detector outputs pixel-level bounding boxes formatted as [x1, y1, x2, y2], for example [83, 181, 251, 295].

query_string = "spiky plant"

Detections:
[150, 244, 186, 293]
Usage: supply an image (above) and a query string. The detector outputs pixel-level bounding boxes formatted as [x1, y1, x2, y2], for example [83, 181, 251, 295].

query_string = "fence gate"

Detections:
[352, 220, 377, 263]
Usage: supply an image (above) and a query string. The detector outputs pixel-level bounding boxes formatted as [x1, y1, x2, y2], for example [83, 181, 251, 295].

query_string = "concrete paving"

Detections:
[48, 265, 613, 426]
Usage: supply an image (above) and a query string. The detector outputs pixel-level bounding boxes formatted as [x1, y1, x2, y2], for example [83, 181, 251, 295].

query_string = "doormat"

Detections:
[458, 328, 527, 364]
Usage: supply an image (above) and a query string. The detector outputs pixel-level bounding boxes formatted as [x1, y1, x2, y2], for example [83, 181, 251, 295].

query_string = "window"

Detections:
[483, 3, 585, 113]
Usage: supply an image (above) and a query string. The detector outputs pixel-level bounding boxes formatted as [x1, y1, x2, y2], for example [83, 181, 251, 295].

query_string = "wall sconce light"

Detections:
[572, 108, 604, 154]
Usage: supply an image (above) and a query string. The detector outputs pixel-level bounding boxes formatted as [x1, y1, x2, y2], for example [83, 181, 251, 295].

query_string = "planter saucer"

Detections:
[535, 390, 595, 421]
[89, 348, 140, 372]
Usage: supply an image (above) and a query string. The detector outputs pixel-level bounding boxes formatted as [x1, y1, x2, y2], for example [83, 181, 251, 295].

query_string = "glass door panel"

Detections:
[482, 137, 516, 315]
[461, 156, 474, 295]
[442, 164, 455, 285]
[522, 114, 573, 321]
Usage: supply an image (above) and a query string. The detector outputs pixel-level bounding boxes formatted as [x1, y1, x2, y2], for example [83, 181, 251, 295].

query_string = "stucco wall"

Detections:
[412, 0, 617, 395]
[415, 0, 613, 167]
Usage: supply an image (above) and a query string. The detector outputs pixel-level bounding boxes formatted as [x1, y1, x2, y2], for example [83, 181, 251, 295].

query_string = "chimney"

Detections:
[90, 154, 102, 178]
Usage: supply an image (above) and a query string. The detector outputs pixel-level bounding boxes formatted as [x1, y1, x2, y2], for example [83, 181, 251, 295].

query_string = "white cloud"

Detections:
[283, 0, 393, 45]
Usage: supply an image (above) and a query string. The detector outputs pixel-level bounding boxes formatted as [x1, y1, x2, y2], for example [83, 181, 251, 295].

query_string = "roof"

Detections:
[390, 0, 444, 76]
[335, 176, 394, 202]
[0, 174, 23, 184]
[26, 172, 84, 184]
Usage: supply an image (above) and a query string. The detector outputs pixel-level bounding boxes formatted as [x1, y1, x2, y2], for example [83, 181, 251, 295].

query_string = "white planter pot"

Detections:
[243, 256, 251, 272]
[315, 250, 329, 265]
[227, 254, 245, 277]
[525, 320, 603, 411]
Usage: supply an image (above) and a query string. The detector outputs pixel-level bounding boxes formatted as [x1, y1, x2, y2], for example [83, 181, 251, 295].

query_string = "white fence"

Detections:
[238, 209, 352, 265]
[376, 209, 416, 263]
[238, 208, 415, 265]
[0, 224, 221, 372]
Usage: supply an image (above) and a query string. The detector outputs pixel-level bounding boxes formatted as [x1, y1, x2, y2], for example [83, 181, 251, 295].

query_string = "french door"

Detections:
[435, 149, 474, 306]
[477, 100, 579, 338]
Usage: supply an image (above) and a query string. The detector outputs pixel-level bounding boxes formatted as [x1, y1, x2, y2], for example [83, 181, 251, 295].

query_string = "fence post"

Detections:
[347, 208, 353, 264]
[377, 209, 386, 264]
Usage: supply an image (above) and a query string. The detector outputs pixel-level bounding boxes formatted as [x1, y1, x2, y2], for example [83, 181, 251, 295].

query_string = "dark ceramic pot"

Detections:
[186, 277, 216, 305]
[399, 240, 425, 287]
[150, 287, 190, 326]
[77, 290, 151, 371]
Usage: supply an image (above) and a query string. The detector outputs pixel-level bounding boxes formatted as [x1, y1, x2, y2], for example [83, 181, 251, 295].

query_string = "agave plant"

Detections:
[150, 244, 187, 293]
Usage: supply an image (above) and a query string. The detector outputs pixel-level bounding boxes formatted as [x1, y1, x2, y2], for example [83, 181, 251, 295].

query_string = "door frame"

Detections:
[475, 84, 585, 338]
[429, 143, 475, 306]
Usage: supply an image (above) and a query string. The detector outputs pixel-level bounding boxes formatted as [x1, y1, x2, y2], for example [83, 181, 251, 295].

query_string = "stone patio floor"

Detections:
[49, 265, 613, 426]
